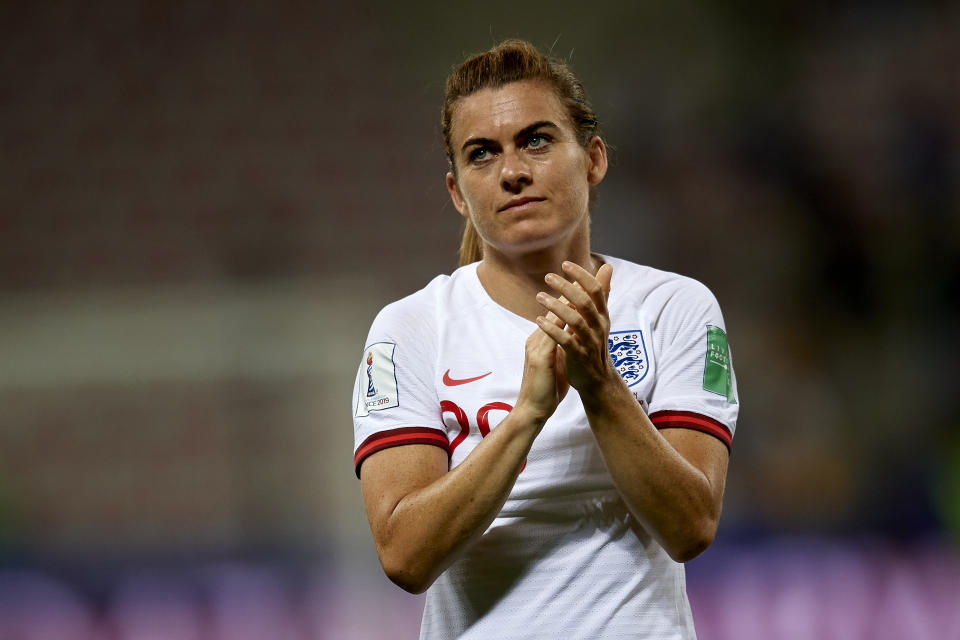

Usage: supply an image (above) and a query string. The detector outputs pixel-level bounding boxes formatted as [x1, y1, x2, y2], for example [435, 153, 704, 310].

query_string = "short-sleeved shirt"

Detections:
[352, 255, 738, 639]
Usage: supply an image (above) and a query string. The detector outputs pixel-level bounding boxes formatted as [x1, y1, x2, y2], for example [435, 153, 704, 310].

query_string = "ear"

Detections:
[446, 172, 469, 219]
[585, 136, 608, 186]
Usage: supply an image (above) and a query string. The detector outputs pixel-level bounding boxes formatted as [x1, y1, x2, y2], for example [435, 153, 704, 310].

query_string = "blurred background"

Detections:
[1, 1, 958, 638]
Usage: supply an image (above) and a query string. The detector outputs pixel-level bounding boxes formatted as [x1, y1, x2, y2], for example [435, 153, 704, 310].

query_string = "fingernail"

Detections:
[544, 273, 556, 284]
[562, 261, 572, 269]
[536, 292, 547, 302]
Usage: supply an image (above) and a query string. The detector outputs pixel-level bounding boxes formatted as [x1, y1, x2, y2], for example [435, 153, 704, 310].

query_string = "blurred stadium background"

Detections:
[1, 1, 958, 638]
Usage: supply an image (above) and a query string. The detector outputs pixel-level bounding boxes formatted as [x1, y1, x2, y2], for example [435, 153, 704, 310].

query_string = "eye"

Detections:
[468, 147, 491, 163]
[526, 133, 551, 150]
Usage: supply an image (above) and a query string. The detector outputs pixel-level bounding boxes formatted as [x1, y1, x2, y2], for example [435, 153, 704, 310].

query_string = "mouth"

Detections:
[498, 197, 545, 213]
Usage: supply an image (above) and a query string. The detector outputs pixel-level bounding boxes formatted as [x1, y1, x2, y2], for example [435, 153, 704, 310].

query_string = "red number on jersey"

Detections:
[443, 400, 515, 459]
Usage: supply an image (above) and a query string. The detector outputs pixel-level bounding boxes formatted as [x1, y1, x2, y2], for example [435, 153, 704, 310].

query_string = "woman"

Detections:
[352, 40, 738, 639]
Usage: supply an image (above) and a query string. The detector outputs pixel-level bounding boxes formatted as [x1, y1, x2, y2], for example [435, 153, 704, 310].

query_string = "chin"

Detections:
[479, 213, 587, 256]
[493, 230, 573, 256]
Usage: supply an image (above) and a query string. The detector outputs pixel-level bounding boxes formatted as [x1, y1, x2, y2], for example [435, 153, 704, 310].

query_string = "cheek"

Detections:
[458, 177, 493, 215]
[557, 169, 591, 211]
[556, 152, 592, 199]
[458, 186, 479, 217]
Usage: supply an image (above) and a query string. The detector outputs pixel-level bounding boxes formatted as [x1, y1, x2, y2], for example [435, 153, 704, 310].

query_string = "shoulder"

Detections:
[602, 255, 719, 315]
[367, 264, 478, 340]
[373, 274, 446, 327]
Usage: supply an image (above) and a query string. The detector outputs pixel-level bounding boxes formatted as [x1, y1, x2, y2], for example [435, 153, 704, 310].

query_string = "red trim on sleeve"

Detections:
[354, 427, 450, 478]
[649, 410, 732, 451]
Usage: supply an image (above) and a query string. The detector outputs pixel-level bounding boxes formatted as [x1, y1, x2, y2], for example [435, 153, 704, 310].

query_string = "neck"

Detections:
[477, 240, 597, 323]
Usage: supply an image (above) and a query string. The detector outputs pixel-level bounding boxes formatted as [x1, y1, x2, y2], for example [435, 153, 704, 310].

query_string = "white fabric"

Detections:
[351, 255, 738, 639]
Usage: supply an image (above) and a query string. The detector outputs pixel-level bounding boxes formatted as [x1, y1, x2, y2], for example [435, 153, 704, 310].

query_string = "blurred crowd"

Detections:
[0, 1, 957, 636]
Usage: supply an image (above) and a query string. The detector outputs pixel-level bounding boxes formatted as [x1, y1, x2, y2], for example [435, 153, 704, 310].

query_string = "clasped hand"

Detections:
[535, 261, 615, 394]
[515, 261, 615, 425]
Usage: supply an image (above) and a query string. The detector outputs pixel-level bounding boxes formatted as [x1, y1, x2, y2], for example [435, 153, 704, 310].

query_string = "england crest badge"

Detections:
[608, 330, 649, 387]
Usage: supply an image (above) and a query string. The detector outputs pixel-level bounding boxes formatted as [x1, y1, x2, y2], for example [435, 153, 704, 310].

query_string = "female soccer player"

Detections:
[352, 40, 738, 639]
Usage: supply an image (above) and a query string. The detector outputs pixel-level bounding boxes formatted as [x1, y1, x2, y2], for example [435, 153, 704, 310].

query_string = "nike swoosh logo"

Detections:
[442, 370, 492, 386]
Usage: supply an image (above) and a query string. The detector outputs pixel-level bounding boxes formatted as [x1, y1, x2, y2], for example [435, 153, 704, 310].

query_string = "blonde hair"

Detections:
[441, 40, 601, 267]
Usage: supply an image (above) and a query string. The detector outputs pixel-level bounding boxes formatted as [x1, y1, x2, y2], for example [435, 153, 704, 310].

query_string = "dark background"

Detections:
[1, 2, 958, 637]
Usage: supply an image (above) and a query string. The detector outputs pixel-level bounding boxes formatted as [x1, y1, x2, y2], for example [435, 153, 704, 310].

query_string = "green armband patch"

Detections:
[704, 325, 736, 404]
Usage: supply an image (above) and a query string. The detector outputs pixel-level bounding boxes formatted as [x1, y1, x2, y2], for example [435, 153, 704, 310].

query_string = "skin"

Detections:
[360, 79, 729, 594]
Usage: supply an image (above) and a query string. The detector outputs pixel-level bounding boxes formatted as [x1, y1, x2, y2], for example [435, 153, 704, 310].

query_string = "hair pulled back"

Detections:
[442, 40, 601, 266]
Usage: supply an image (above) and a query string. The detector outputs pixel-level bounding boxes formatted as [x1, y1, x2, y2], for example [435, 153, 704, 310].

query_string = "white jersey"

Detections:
[352, 255, 738, 639]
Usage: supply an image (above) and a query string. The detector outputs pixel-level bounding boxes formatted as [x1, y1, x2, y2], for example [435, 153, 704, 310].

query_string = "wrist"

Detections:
[579, 366, 627, 414]
[509, 401, 551, 432]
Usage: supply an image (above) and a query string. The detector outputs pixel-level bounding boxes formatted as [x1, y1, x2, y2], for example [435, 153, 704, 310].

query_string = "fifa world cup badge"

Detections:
[366, 352, 377, 397]
[356, 342, 400, 417]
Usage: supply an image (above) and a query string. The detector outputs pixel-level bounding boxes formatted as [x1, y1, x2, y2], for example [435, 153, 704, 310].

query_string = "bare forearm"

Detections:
[581, 375, 722, 562]
[365, 315, 568, 592]
[533, 261, 726, 561]
[375, 408, 542, 592]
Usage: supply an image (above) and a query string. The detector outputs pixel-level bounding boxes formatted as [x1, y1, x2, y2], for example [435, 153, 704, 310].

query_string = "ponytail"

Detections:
[458, 219, 483, 266]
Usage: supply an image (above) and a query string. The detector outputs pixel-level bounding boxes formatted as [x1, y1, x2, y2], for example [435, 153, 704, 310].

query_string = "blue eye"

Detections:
[527, 134, 550, 150]
[469, 148, 490, 162]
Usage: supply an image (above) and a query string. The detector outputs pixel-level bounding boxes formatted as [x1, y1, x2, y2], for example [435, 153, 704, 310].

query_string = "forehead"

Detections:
[449, 80, 571, 144]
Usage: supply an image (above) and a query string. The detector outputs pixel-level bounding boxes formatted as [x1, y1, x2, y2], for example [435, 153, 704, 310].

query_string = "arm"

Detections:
[579, 376, 728, 562]
[535, 261, 729, 562]
[359, 322, 569, 593]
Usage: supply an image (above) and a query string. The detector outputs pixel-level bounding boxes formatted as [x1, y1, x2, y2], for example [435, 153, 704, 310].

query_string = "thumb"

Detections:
[597, 263, 613, 299]
[554, 345, 570, 402]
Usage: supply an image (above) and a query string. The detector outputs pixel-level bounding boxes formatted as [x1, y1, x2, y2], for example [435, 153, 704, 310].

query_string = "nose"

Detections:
[500, 149, 532, 193]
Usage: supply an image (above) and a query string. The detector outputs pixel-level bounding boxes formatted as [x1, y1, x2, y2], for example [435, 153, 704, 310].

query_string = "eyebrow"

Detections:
[460, 120, 560, 153]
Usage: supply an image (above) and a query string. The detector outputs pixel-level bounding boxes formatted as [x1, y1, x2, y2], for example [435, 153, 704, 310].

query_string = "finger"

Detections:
[526, 319, 559, 355]
[545, 272, 593, 311]
[558, 296, 578, 334]
[596, 263, 613, 304]
[545, 272, 604, 329]
[561, 261, 608, 315]
[535, 314, 577, 347]
[536, 292, 584, 332]
[543, 307, 565, 329]
[554, 346, 570, 401]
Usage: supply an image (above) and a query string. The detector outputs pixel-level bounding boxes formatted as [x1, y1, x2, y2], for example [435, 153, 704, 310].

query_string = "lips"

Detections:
[498, 197, 545, 212]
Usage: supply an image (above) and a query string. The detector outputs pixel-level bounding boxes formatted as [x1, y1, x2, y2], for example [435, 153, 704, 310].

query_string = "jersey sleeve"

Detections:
[351, 295, 448, 478]
[646, 279, 739, 450]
